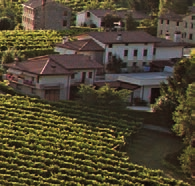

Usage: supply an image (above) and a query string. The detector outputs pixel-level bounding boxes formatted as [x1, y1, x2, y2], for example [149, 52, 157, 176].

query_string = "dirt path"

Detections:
[126, 128, 187, 181]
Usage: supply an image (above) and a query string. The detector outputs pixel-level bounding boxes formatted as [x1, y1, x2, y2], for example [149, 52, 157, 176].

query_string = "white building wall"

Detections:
[39, 75, 70, 100]
[105, 43, 154, 66]
[155, 47, 183, 60]
[70, 69, 95, 85]
[76, 12, 86, 26]
[54, 47, 75, 55]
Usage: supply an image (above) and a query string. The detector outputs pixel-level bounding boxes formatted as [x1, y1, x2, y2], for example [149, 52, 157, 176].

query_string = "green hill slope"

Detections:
[0, 94, 190, 185]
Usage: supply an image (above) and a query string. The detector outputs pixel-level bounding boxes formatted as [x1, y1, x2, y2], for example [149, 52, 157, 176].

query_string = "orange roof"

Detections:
[55, 39, 104, 51]
[4, 54, 103, 75]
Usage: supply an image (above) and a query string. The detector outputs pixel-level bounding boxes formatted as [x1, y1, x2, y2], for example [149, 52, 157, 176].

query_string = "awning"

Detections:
[94, 81, 140, 90]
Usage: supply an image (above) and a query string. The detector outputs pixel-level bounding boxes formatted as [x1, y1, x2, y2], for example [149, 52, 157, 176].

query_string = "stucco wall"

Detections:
[23, 2, 71, 30]
[155, 47, 183, 60]
[39, 75, 70, 100]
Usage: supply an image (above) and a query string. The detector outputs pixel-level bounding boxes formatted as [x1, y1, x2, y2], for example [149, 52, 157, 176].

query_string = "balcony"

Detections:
[3, 74, 35, 88]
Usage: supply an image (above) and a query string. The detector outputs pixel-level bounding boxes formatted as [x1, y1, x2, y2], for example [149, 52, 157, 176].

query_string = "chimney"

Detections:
[62, 36, 68, 44]
[116, 33, 122, 41]
[174, 31, 181, 42]
[42, 0, 46, 6]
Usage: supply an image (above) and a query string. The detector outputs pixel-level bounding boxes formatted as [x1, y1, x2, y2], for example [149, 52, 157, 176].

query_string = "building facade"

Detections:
[22, 0, 71, 30]
[157, 6, 195, 43]
[55, 31, 185, 73]
[3, 55, 102, 101]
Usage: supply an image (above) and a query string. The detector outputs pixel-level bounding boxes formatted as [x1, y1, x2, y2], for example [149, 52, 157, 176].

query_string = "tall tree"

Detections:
[125, 12, 137, 31]
[152, 58, 192, 126]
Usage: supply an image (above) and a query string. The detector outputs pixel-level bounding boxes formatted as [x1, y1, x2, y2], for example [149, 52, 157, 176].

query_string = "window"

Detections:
[88, 72, 92, 78]
[160, 30, 163, 35]
[133, 49, 138, 57]
[182, 32, 186, 38]
[31, 88, 36, 94]
[192, 15, 195, 20]
[189, 33, 193, 40]
[124, 50, 128, 57]
[142, 62, 147, 66]
[185, 22, 187, 28]
[167, 20, 169, 24]
[86, 12, 90, 17]
[63, 20, 67, 27]
[191, 23, 194, 29]
[108, 44, 112, 48]
[161, 19, 163, 24]
[125, 43, 128, 46]
[63, 11, 67, 16]
[143, 49, 148, 57]
[153, 48, 156, 55]
[176, 21, 179, 26]
[71, 74, 75, 79]
[133, 62, 137, 66]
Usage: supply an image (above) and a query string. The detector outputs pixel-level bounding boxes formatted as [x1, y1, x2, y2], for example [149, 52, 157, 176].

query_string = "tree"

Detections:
[0, 16, 13, 30]
[106, 55, 124, 73]
[84, 0, 100, 10]
[1, 48, 25, 64]
[152, 58, 192, 126]
[173, 83, 195, 176]
[102, 13, 121, 30]
[159, 0, 190, 14]
[125, 12, 137, 31]
[100, 0, 116, 10]
[77, 84, 131, 109]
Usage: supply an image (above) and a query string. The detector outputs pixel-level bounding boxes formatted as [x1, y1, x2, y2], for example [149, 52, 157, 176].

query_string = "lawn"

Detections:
[125, 129, 194, 185]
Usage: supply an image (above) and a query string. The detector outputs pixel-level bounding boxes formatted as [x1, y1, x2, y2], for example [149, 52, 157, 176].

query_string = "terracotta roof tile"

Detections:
[50, 54, 103, 69]
[94, 81, 140, 90]
[55, 39, 104, 51]
[4, 54, 103, 75]
[155, 38, 188, 47]
[23, 0, 53, 8]
[89, 31, 160, 44]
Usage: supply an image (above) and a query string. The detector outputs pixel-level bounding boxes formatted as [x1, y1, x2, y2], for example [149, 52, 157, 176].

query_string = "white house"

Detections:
[3, 54, 103, 101]
[76, 9, 150, 28]
[55, 30, 185, 73]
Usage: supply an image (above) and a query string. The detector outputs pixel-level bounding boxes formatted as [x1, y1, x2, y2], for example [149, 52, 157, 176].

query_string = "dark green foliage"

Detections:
[0, 17, 13, 30]
[106, 55, 124, 73]
[102, 13, 121, 30]
[152, 58, 192, 126]
[77, 84, 131, 109]
[125, 12, 137, 31]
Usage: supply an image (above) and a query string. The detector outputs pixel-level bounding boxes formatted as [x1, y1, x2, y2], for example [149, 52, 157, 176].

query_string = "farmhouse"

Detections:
[55, 30, 185, 73]
[3, 54, 102, 101]
[22, 0, 71, 30]
[76, 9, 150, 28]
[157, 6, 195, 43]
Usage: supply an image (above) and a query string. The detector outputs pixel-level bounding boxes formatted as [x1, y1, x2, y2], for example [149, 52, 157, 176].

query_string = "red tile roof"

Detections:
[4, 54, 103, 75]
[155, 38, 188, 47]
[55, 39, 104, 51]
[50, 54, 103, 69]
[94, 81, 140, 90]
[23, 0, 53, 8]
[89, 31, 160, 44]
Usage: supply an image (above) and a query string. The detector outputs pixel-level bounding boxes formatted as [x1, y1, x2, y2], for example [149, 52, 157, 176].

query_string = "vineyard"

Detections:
[0, 27, 97, 58]
[0, 94, 190, 185]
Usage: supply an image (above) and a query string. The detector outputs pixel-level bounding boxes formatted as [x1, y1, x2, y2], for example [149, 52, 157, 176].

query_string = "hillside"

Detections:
[0, 94, 190, 185]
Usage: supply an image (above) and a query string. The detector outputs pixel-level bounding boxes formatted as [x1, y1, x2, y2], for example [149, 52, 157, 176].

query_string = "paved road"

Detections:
[143, 124, 172, 134]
